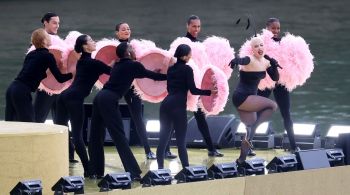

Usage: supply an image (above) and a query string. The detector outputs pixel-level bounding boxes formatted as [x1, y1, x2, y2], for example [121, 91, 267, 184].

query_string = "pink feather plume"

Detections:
[203, 36, 235, 79]
[169, 37, 211, 70]
[199, 65, 229, 115]
[133, 48, 172, 103]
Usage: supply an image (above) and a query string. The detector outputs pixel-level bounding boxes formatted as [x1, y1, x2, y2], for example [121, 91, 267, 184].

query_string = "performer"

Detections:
[5, 28, 72, 122]
[33, 12, 61, 123]
[230, 36, 279, 164]
[34, 12, 79, 163]
[185, 15, 223, 157]
[88, 42, 166, 179]
[248, 18, 299, 154]
[157, 44, 216, 169]
[115, 22, 163, 160]
[55, 34, 112, 177]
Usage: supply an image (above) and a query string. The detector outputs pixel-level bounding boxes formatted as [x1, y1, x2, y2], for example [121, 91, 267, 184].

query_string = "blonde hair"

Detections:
[250, 36, 263, 48]
[31, 28, 49, 48]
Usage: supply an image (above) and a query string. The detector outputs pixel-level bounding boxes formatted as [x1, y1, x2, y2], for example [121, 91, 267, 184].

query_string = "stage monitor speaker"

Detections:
[174, 165, 208, 183]
[98, 172, 132, 191]
[207, 162, 238, 179]
[295, 149, 330, 170]
[238, 157, 265, 176]
[266, 154, 298, 173]
[186, 115, 237, 148]
[336, 133, 350, 165]
[10, 180, 42, 195]
[326, 148, 345, 167]
[141, 169, 172, 187]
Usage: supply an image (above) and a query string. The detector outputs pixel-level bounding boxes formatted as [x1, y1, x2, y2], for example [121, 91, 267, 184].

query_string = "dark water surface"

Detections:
[0, 0, 349, 134]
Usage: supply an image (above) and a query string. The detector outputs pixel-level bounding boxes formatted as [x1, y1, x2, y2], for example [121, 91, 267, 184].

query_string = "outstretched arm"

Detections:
[186, 67, 211, 96]
[136, 62, 167, 81]
[228, 56, 250, 70]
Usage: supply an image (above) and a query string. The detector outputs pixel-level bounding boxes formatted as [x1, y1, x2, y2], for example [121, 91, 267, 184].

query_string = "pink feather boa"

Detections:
[133, 47, 172, 103]
[203, 36, 235, 79]
[169, 37, 211, 70]
[239, 29, 314, 91]
[199, 65, 229, 115]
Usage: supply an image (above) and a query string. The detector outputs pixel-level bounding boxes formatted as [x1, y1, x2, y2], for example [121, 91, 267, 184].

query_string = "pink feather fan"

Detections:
[130, 39, 157, 60]
[133, 48, 172, 103]
[169, 37, 211, 70]
[92, 39, 120, 89]
[64, 31, 83, 85]
[278, 33, 314, 91]
[199, 65, 229, 115]
[203, 36, 235, 79]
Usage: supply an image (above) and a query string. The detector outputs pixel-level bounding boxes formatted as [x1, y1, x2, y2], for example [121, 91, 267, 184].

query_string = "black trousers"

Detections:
[157, 94, 189, 169]
[33, 90, 58, 123]
[88, 89, 141, 177]
[165, 109, 216, 153]
[56, 95, 89, 172]
[258, 84, 296, 150]
[5, 80, 34, 122]
[124, 88, 151, 154]
[193, 108, 215, 152]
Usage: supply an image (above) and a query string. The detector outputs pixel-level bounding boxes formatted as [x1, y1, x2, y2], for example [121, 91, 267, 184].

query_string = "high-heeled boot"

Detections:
[236, 139, 251, 165]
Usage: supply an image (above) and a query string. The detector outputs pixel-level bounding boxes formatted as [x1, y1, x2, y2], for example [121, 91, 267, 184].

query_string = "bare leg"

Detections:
[236, 95, 277, 162]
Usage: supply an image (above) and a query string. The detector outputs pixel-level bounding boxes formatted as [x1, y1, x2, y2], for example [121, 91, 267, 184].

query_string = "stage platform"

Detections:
[0, 121, 68, 194]
[85, 165, 350, 195]
[1, 121, 349, 194]
[70, 147, 349, 194]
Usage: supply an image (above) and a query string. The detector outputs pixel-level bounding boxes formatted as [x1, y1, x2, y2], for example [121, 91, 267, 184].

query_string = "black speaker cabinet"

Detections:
[295, 149, 330, 170]
[186, 115, 237, 148]
[336, 133, 350, 165]
[83, 103, 132, 145]
[266, 154, 298, 173]
[174, 165, 208, 183]
[141, 169, 172, 187]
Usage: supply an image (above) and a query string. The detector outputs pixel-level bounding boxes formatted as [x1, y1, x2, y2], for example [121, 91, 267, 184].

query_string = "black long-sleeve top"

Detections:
[167, 59, 211, 96]
[64, 52, 111, 99]
[103, 58, 167, 97]
[185, 32, 201, 42]
[15, 48, 72, 92]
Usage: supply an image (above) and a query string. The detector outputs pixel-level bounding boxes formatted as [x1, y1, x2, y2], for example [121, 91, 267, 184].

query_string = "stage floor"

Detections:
[69, 146, 290, 193]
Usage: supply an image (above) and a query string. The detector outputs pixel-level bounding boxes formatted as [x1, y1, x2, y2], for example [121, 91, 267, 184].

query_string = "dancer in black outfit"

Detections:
[157, 44, 215, 169]
[5, 28, 72, 122]
[33, 13, 78, 163]
[115, 22, 159, 160]
[34, 12, 62, 123]
[230, 37, 279, 164]
[248, 18, 298, 154]
[185, 15, 223, 157]
[88, 42, 166, 179]
[55, 35, 112, 177]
